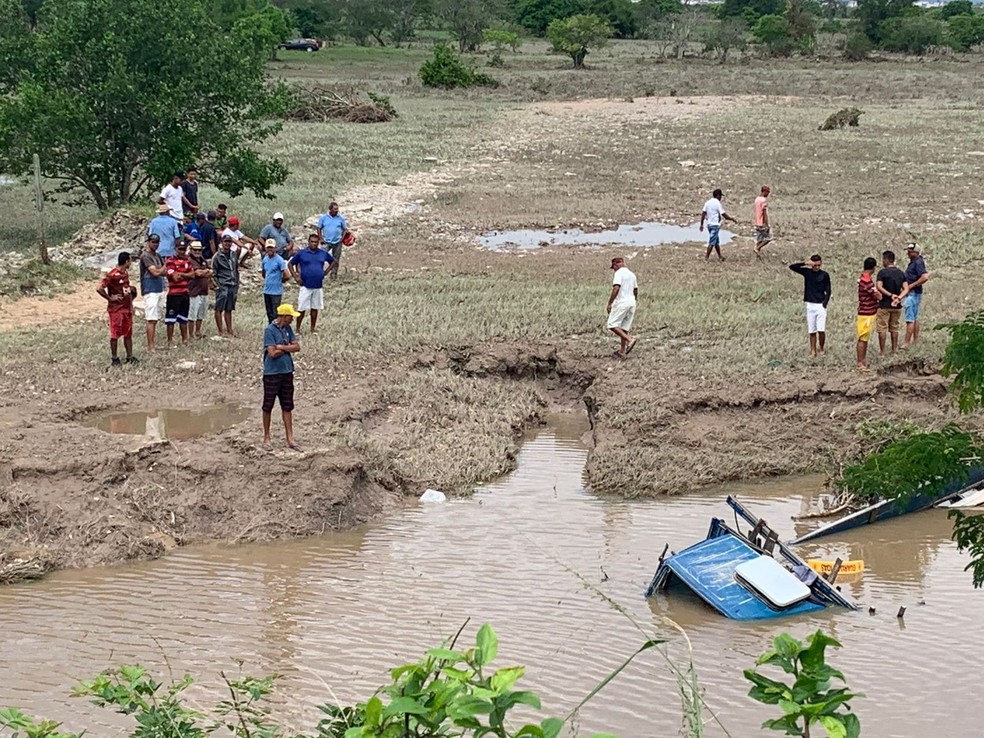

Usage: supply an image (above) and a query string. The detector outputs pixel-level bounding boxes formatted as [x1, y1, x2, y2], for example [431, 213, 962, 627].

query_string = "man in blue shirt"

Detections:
[259, 211, 294, 258]
[317, 201, 350, 280]
[288, 233, 333, 334]
[262, 303, 301, 451]
[148, 204, 182, 258]
[139, 234, 167, 352]
[183, 213, 202, 244]
[902, 243, 930, 349]
[260, 238, 289, 323]
[199, 211, 219, 259]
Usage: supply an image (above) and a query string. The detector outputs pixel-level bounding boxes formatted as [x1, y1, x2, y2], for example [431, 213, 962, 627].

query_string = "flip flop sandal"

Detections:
[625, 340, 638, 355]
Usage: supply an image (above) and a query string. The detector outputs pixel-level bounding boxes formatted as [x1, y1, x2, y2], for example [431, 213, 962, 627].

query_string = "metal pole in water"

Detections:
[33, 153, 49, 265]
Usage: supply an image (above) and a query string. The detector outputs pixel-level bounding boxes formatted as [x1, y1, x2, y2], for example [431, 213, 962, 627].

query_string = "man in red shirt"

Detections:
[856, 256, 880, 372]
[96, 252, 138, 366]
[165, 242, 195, 347]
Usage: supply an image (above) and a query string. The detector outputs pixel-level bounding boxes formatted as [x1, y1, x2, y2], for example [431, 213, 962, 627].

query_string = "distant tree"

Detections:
[339, 0, 395, 45]
[947, 13, 984, 50]
[514, 0, 584, 36]
[547, 12, 613, 67]
[646, 4, 702, 58]
[483, 28, 524, 51]
[785, 0, 819, 51]
[843, 29, 874, 58]
[753, 13, 794, 54]
[0, 0, 288, 210]
[389, 0, 431, 45]
[939, 0, 974, 20]
[704, 17, 748, 62]
[635, 0, 684, 27]
[879, 13, 945, 52]
[283, 0, 344, 41]
[434, 0, 499, 51]
[208, 0, 293, 57]
[583, 0, 638, 37]
[719, 0, 784, 21]
[855, 0, 915, 43]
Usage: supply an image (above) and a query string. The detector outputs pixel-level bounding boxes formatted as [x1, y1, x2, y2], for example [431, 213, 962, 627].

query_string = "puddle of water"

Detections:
[84, 404, 249, 441]
[2, 415, 981, 738]
[477, 222, 734, 250]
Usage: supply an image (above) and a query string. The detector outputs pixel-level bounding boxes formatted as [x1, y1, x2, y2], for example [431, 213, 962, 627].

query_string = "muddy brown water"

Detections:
[477, 222, 734, 250]
[84, 404, 249, 441]
[2, 414, 982, 736]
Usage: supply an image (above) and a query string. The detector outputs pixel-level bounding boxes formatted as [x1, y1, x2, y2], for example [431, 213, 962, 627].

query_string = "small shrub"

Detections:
[419, 45, 499, 89]
[844, 31, 873, 60]
[818, 106, 863, 130]
[488, 53, 505, 67]
[483, 28, 523, 52]
[366, 92, 398, 119]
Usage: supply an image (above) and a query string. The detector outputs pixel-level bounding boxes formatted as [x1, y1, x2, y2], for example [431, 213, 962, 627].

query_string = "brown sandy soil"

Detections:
[3, 93, 981, 582]
[0, 283, 106, 330]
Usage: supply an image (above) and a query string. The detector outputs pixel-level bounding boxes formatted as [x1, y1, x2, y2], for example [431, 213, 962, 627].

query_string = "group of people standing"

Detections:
[789, 245, 929, 371]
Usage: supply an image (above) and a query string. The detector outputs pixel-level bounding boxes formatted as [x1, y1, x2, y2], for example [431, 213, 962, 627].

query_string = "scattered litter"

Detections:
[678, 160, 697, 168]
[423, 156, 439, 163]
[419, 488, 447, 503]
[176, 361, 197, 371]
[807, 559, 864, 577]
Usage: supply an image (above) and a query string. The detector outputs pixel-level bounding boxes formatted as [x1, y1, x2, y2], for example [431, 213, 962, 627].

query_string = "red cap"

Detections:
[229, 216, 240, 225]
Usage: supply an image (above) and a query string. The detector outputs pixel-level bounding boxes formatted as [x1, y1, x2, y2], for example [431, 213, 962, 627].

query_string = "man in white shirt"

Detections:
[699, 188, 739, 262]
[221, 216, 258, 261]
[160, 171, 185, 219]
[606, 257, 638, 358]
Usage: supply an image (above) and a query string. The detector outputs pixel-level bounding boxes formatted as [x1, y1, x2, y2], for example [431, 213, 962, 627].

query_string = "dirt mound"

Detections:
[51, 209, 149, 268]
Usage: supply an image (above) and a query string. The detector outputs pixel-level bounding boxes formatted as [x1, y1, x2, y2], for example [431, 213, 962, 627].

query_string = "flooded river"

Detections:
[1, 415, 982, 736]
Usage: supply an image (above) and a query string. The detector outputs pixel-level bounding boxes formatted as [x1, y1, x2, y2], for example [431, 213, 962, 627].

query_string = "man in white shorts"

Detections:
[139, 234, 167, 352]
[187, 241, 213, 339]
[606, 257, 638, 358]
[789, 254, 832, 357]
[288, 233, 334, 334]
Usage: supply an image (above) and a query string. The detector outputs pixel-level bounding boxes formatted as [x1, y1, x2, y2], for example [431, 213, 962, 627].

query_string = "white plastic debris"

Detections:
[419, 489, 447, 504]
[176, 361, 197, 371]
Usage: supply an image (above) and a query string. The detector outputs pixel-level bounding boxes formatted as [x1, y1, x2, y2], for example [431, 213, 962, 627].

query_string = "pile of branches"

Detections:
[819, 107, 863, 131]
[284, 85, 397, 124]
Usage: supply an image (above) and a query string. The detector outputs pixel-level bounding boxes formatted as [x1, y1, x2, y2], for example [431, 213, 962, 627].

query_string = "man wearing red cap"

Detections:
[221, 216, 258, 262]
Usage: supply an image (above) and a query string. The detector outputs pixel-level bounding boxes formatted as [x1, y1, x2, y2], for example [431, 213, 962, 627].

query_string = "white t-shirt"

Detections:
[221, 228, 249, 258]
[703, 198, 725, 227]
[612, 267, 637, 307]
[161, 184, 184, 219]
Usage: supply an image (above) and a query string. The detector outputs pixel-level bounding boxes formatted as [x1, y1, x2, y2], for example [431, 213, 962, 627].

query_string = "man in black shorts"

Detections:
[262, 303, 301, 451]
[164, 241, 194, 347]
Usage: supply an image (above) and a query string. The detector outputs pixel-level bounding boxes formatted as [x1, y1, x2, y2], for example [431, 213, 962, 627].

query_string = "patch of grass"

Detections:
[0, 259, 86, 298]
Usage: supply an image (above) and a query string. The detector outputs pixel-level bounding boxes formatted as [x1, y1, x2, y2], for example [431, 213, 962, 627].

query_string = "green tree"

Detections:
[0, 0, 33, 92]
[0, 0, 288, 211]
[635, 0, 683, 28]
[879, 13, 945, 52]
[947, 12, 984, 50]
[341, 0, 395, 45]
[583, 0, 638, 37]
[786, 0, 819, 50]
[483, 28, 524, 51]
[547, 13, 613, 67]
[753, 13, 794, 54]
[389, 0, 431, 45]
[435, 0, 500, 52]
[939, 0, 974, 20]
[855, 0, 915, 43]
[514, 0, 584, 36]
[285, 0, 344, 41]
[719, 0, 785, 21]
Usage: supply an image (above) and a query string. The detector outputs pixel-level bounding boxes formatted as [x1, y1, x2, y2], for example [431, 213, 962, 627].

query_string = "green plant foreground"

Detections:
[745, 631, 862, 738]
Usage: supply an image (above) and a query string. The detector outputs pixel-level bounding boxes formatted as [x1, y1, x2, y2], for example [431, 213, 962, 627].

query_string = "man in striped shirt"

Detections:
[856, 256, 880, 372]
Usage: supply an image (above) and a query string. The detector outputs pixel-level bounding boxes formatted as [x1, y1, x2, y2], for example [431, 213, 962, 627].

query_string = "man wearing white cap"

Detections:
[259, 212, 294, 258]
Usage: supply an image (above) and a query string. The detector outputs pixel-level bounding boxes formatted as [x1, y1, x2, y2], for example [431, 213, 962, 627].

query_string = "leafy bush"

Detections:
[752, 13, 794, 55]
[818, 106, 863, 129]
[844, 30, 874, 59]
[704, 17, 748, 62]
[938, 0, 974, 19]
[483, 28, 523, 52]
[419, 45, 499, 88]
[878, 14, 946, 53]
[837, 424, 981, 503]
[946, 13, 984, 51]
[546, 13, 614, 68]
[745, 631, 862, 738]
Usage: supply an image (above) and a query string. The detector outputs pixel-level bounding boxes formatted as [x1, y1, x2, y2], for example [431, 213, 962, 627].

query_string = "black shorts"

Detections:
[164, 294, 190, 324]
[215, 286, 238, 312]
[262, 373, 294, 413]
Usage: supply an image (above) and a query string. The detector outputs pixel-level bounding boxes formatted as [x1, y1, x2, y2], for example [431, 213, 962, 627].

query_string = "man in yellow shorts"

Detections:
[856, 257, 880, 372]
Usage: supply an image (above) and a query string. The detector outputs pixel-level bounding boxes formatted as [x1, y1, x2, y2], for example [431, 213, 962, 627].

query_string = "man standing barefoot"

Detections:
[262, 303, 302, 451]
[753, 185, 772, 257]
[97, 252, 138, 366]
[606, 257, 638, 358]
[855, 257, 880, 372]
[789, 255, 831, 357]
[699, 189, 739, 262]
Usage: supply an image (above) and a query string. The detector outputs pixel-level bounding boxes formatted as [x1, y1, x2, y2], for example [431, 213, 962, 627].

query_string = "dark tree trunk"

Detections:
[572, 48, 587, 68]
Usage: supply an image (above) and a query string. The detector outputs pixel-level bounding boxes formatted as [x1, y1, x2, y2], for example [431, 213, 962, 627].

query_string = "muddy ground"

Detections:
[2, 93, 980, 582]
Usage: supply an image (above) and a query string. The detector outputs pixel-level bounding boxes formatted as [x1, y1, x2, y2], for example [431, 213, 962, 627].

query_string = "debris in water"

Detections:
[478, 221, 733, 251]
[420, 489, 447, 503]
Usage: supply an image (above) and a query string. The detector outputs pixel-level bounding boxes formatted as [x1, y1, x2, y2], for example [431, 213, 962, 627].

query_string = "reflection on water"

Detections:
[84, 404, 249, 440]
[477, 222, 734, 250]
[1, 415, 982, 738]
